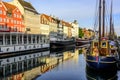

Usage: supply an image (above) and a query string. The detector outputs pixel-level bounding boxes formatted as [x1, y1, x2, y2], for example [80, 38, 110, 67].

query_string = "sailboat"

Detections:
[86, 0, 118, 70]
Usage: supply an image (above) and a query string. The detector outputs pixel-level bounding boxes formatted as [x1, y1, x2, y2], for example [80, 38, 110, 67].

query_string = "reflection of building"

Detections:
[0, 51, 50, 79]
[63, 51, 74, 60]
[73, 49, 79, 63]
[10, 0, 41, 34]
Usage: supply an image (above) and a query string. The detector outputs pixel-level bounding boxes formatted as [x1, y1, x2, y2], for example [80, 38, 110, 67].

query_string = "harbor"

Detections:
[0, 0, 120, 80]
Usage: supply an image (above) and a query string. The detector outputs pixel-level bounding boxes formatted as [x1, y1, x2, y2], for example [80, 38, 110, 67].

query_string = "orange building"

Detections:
[0, 1, 24, 32]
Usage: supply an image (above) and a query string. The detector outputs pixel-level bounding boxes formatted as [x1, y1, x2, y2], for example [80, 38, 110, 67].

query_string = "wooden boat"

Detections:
[86, 0, 118, 70]
[86, 38, 117, 69]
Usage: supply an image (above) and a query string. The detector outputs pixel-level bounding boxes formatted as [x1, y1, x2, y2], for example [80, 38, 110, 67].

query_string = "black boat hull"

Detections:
[76, 40, 90, 46]
[50, 41, 75, 48]
[86, 55, 117, 70]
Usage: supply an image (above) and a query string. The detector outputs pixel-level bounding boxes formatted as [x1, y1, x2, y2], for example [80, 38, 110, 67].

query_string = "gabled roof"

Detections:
[62, 20, 72, 28]
[3, 2, 16, 13]
[18, 0, 38, 14]
[41, 14, 57, 23]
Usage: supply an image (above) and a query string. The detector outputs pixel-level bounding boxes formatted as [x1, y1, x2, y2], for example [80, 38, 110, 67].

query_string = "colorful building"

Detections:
[40, 14, 50, 36]
[10, 0, 41, 34]
[62, 21, 72, 39]
[0, 1, 24, 32]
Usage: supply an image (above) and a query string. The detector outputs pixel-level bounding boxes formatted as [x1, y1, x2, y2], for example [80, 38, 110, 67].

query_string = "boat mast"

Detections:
[98, 0, 102, 55]
[110, 0, 113, 40]
[102, 0, 105, 37]
[99, 0, 102, 40]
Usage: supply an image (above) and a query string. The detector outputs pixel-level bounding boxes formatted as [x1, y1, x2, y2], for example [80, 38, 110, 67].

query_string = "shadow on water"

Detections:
[86, 65, 118, 80]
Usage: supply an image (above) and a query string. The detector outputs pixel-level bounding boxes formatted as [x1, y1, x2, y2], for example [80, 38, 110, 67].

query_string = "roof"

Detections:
[62, 20, 72, 28]
[41, 14, 57, 23]
[3, 2, 16, 13]
[18, 0, 38, 14]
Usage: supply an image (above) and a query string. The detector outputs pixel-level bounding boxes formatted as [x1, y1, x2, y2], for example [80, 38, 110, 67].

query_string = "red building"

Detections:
[0, 1, 24, 32]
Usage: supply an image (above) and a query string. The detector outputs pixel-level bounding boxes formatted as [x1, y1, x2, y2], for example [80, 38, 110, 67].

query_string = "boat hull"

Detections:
[86, 55, 117, 70]
[50, 40, 75, 48]
[76, 39, 90, 46]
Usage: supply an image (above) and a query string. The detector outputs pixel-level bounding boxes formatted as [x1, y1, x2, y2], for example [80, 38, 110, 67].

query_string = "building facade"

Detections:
[40, 14, 50, 36]
[71, 20, 79, 38]
[0, 1, 24, 32]
[10, 0, 41, 34]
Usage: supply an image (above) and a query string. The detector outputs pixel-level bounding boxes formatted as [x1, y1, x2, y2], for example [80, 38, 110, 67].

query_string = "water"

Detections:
[0, 45, 120, 80]
[36, 54, 87, 80]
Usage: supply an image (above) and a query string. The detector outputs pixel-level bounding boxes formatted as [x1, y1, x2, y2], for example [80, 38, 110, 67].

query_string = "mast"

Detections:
[99, 0, 102, 40]
[99, 0, 102, 54]
[110, 0, 113, 39]
[102, 0, 105, 37]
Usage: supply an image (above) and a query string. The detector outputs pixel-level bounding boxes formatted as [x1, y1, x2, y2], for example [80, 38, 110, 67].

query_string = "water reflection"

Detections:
[0, 45, 76, 80]
[0, 51, 50, 80]
[0, 44, 119, 80]
[86, 66, 117, 80]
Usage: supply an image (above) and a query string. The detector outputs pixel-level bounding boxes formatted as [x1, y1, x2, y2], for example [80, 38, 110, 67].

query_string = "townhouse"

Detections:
[0, 1, 24, 32]
[10, 0, 41, 34]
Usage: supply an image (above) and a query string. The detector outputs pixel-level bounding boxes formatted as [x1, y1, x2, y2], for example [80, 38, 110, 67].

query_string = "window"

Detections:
[14, 14, 16, 17]
[11, 20, 13, 23]
[0, 25, 2, 30]
[0, 10, 2, 14]
[7, 19, 9, 23]
[4, 11, 6, 15]
[0, 18, 2, 22]
[0, 4, 2, 7]
[17, 21, 19, 24]
[14, 20, 16, 24]
[0, 35, 3, 45]
[3, 18, 5, 22]
[101, 42, 107, 48]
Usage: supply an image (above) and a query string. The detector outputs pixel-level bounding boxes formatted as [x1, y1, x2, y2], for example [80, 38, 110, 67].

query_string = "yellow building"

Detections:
[10, 0, 41, 34]
[40, 14, 50, 36]
[62, 21, 72, 39]
[82, 28, 95, 39]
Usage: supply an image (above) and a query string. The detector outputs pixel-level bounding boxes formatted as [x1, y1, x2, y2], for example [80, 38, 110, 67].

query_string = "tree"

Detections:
[79, 28, 84, 38]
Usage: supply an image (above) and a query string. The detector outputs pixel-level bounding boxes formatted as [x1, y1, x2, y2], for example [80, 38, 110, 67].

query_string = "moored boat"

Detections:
[76, 38, 90, 46]
[86, 0, 118, 70]
[50, 40, 75, 48]
[86, 38, 117, 70]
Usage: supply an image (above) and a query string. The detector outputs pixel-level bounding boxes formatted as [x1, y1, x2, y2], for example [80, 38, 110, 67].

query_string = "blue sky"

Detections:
[4, 0, 120, 36]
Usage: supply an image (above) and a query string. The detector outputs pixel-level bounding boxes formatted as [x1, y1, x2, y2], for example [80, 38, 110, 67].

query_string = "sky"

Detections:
[4, 0, 120, 36]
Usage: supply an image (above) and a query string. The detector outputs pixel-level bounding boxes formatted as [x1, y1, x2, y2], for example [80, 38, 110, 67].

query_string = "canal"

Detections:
[0, 45, 120, 80]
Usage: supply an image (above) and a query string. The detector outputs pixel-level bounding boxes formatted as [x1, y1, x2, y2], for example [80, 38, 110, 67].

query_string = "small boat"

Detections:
[86, 0, 118, 70]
